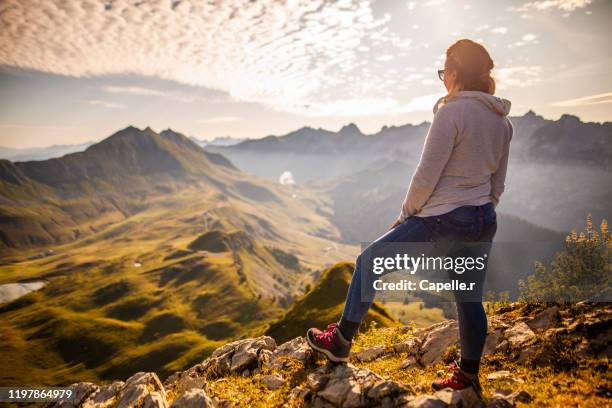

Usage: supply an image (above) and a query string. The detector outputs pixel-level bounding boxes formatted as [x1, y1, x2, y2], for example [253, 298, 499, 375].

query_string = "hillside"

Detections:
[0, 126, 359, 387]
[265, 262, 396, 343]
[44, 301, 612, 407]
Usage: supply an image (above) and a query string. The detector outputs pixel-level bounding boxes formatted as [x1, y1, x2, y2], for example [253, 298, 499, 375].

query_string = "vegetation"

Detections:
[265, 262, 396, 343]
[520, 215, 611, 302]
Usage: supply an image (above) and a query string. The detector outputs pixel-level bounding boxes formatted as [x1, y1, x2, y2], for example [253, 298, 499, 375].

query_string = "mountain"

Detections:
[0, 126, 244, 252]
[265, 262, 395, 343]
[0, 125, 359, 387]
[522, 114, 612, 169]
[191, 135, 246, 148]
[0, 141, 95, 161]
[205, 111, 611, 232]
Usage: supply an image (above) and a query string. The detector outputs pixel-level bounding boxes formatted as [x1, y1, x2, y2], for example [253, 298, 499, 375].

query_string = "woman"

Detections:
[306, 39, 513, 394]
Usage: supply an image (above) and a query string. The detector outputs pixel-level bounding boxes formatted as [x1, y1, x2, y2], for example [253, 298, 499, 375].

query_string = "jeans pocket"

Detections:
[437, 209, 477, 232]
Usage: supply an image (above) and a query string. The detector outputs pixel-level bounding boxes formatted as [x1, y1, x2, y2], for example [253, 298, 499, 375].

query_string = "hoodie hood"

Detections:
[433, 91, 511, 116]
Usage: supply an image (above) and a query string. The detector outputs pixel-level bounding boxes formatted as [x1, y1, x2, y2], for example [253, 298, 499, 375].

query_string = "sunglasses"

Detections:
[437, 69, 445, 81]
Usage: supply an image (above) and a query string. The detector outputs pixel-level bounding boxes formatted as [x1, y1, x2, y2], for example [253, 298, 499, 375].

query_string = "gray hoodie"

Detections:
[398, 90, 513, 221]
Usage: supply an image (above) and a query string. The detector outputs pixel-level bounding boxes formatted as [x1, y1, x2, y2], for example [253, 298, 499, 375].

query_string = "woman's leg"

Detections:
[456, 301, 488, 374]
[339, 216, 434, 341]
[452, 203, 497, 375]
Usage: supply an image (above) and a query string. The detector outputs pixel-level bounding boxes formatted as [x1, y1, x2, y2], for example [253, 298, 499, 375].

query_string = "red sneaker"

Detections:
[306, 323, 351, 363]
[431, 361, 482, 396]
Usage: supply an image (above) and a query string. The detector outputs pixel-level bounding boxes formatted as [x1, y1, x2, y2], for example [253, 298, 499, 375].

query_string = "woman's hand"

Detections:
[390, 218, 402, 230]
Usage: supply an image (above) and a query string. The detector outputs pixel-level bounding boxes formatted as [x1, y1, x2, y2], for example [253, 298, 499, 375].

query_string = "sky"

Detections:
[0, 0, 611, 148]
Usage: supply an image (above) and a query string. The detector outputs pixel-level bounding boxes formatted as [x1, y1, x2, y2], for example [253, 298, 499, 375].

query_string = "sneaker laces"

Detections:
[316, 324, 338, 347]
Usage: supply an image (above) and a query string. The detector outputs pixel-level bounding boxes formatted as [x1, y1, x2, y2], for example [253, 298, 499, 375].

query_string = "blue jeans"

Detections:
[341, 202, 497, 360]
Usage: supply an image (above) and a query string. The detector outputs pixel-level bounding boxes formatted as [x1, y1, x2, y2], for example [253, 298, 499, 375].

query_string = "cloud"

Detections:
[0, 0, 409, 117]
[393, 93, 445, 114]
[424, 0, 447, 6]
[512, 0, 593, 12]
[279, 171, 295, 186]
[551, 92, 612, 107]
[87, 99, 126, 109]
[495, 66, 542, 89]
[102, 86, 213, 103]
[492, 27, 508, 34]
[508, 33, 539, 48]
[196, 116, 242, 124]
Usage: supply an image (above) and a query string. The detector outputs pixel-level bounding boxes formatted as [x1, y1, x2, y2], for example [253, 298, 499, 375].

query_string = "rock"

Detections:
[486, 371, 511, 380]
[485, 398, 514, 408]
[407, 395, 447, 408]
[508, 390, 533, 403]
[143, 391, 168, 408]
[263, 337, 315, 370]
[82, 381, 124, 408]
[352, 345, 386, 362]
[505, 322, 535, 349]
[495, 340, 509, 354]
[287, 386, 310, 405]
[163, 369, 208, 397]
[318, 377, 353, 406]
[483, 330, 502, 356]
[308, 363, 412, 407]
[274, 336, 312, 362]
[393, 337, 420, 355]
[231, 337, 276, 372]
[116, 384, 149, 408]
[367, 379, 407, 399]
[203, 336, 276, 377]
[527, 306, 559, 330]
[170, 388, 215, 408]
[491, 389, 532, 404]
[400, 355, 420, 370]
[116, 372, 166, 408]
[419, 321, 459, 366]
[433, 387, 482, 407]
[261, 374, 284, 390]
[516, 343, 539, 364]
[54, 382, 99, 407]
[343, 380, 364, 408]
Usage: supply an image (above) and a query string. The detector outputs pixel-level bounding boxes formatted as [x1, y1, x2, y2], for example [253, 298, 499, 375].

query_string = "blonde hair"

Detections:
[442, 39, 495, 103]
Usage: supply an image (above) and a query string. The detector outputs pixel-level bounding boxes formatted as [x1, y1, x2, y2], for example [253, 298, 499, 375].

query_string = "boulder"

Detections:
[433, 387, 482, 407]
[169, 388, 215, 408]
[505, 322, 535, 349]
[82, 381, 124, 408]
[419, 321, 459, 366]
[527, 306, 559, 330]
[352, 345, 386, 362]
[407, 396, 447, 408]
[202, 336, 276, 377]
[490, 389, 532, 405]
[115, 372, 167, 408]
[400, 355, 420, 370]
[143, 391, 168, 408]
[393, 337, 420, 355]
[263, 336, 315, 370]
[307, 363, 412, 407]
[260, 374, 284, 390]
[53, 382, 99, 407]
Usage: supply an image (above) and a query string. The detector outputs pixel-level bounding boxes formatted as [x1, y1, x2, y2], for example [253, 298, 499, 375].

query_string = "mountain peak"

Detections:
[559, 113, 581, 124]
[339, 123, 363, 135]
[522, 109, 543, 120]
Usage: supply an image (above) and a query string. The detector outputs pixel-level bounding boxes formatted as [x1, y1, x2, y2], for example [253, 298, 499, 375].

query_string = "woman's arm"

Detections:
[397, 106, 458, 222]
[490, 119, 513, 207]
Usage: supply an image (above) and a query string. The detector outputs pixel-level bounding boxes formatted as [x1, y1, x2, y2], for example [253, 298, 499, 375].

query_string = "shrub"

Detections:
[519, 215, 611, 303]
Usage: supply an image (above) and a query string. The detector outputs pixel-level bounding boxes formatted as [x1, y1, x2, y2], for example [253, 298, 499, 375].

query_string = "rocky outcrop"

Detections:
[50, 302, 610, 408]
